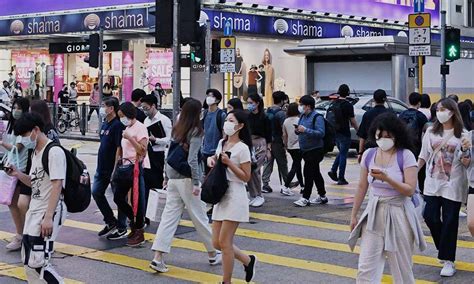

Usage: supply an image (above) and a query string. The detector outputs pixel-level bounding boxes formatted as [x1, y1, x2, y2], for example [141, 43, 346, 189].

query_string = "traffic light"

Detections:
[445, 28, 461, 61]
[152, 0, 201, 47]
[190, 25, 206, 64]
[211, 39, 220, 65]
[88, 33, 100, 68]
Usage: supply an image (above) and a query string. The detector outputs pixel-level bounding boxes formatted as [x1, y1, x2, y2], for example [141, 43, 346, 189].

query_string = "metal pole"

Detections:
[98, 26, 104, 129]
[205, 19, 211, 90]
[441, 10, 447, 99]
[418, 56, 423, 94]
[172, 0, 181, 122]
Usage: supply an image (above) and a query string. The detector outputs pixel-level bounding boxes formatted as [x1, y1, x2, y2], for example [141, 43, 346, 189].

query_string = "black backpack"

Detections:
[326, 100, 345, 132]
[202, 109, 226, 135]
[312, 113, 336, 154]
[42, 143, 91, 213]
[266, 107, 285, 140]
[399, 109, 424, 155]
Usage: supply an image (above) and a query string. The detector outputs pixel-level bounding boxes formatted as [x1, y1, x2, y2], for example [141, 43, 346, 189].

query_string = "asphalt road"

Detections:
[0, 140, 473, 283]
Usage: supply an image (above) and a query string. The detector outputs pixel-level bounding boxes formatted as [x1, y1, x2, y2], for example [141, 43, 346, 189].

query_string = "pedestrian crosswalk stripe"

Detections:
[178, 220, 474, 272]
[0, 261, 84, 283]
[0, 231, 245, 284]
[249, 212, 474, 249]
[63, 219, 435, 283]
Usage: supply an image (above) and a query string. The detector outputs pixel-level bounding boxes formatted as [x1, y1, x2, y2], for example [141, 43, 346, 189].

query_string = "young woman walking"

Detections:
[281, 103, 303, 195]
[418, 98, 469, 277]
[209, 110, 257, 283]
[349, 113, 426, 283]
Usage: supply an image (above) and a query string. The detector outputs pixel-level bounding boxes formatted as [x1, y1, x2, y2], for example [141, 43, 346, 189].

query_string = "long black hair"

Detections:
[228, 110, 253, 153]
[248, 93, 264, 118]
[368, 112, 414, 152]
[7, 97, 30, 134]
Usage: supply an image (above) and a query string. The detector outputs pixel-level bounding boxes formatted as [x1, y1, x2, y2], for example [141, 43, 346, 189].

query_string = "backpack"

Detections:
[41, 143, 91, 213]
[202, 109, 225, 135]
[326, 100, 345, 132]
[266, 107, 285, 140]
[311, 113, 336, 154]
[399, 109, 424, 154]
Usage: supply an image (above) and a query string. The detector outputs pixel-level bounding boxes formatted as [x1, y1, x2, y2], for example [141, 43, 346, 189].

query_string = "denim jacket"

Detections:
[298, 110, 325, 152]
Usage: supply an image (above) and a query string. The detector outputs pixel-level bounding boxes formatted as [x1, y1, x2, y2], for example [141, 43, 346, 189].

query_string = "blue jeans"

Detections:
[92, 172, 127, 230]
[331, 134, 351, 180]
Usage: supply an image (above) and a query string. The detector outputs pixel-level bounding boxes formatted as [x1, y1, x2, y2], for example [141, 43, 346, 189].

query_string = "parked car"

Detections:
[314, 94, 409, 149]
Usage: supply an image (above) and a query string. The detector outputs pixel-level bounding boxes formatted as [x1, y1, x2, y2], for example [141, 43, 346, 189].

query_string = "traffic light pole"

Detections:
[205, 19, 211, 90]
[440, 10, 447, 99]
[172, 0, 181, 122]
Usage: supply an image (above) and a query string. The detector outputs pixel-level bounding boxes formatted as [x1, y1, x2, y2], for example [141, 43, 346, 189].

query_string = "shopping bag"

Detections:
[0, 147, 19, 205]
[146, 188, 167, 222]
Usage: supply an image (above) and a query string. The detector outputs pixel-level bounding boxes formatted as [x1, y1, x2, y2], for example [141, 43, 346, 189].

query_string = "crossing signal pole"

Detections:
[172, 0, 180, 122]
[440, 11, 447, 99]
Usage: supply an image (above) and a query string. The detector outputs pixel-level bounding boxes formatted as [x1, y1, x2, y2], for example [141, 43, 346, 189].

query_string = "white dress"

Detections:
[212, 140, 251, 223]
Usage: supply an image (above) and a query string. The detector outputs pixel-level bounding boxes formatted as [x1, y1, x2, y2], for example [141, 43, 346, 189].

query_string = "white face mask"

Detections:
[99, 107, 108, 118]
[206, 96, 216, 106]
[437, 110, 453, 124]
[223, 121, 239, 136]
[120, 117, 131, 127]
[298, 105, 305, 114]
[376, 138, 395, 152]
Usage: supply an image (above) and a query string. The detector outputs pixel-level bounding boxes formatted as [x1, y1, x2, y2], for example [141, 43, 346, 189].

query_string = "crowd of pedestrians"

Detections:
[1, 85, 474, 284]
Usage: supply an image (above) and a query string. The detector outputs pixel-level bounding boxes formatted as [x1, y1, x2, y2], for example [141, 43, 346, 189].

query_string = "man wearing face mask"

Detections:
[142, 95, 172, 195]
[293, 95, 327, 207]
[202, 89, 226, 174]
[92, 97, 128, 240]
[151, 82, 167, 108]
[0, 80, 12, 103]
[357, 89, 392, 162]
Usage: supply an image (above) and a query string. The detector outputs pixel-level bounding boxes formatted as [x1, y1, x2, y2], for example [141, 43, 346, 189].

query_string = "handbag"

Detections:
[201, 141, 229, 204]
[167, 140, 192, 177]
[145, 188, 167, 222]
[0, 146, 20, 206]
[112, 158, 134, 187]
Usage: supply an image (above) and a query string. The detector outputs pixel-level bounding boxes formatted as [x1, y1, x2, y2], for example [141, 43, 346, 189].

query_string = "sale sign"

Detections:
[11, 49, 50, 91]
[53, 54, 64, 103]
[146, 49, 173, 90]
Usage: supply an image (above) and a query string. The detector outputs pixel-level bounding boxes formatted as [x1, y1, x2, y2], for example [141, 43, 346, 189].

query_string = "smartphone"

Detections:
[293, 124, 298, 128]
[371, 169, 382, 174]
[225, 151, 232, 158]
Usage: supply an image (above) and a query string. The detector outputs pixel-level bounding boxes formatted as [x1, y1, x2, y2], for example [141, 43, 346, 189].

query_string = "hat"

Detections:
[250, 64, 257, 70]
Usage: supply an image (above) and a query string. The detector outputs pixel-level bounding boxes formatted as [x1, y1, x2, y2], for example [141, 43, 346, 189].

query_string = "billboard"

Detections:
[247, 0, 440, 24]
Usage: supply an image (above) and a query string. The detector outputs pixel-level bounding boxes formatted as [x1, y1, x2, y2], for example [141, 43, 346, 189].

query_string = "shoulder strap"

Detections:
[216, 109, 224, 131]
[364, 148, 377, 169]
[41, 143, 62, 176]
[396, 149, 404, 173]
[427, 132, 454, 166]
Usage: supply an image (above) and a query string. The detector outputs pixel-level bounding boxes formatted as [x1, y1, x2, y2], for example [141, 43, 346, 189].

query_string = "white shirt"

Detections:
[144, 111, 172, 152]
[29, 142, 67, 214]
[0, 87, 11, 103]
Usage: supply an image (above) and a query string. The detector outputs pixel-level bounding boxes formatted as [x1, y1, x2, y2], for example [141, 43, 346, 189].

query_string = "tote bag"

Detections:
[0, 147, 20, 205]
[145, 188, 167, 222]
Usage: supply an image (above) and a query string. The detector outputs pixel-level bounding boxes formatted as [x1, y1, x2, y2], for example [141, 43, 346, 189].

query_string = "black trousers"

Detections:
[423, 195, 462, 261]
[301, 148, 326, 200]
[418, 164, 426, 194]
[285, 149, 304, 188]
[144, 150, 165, 203]
[113, 168, 145, 230]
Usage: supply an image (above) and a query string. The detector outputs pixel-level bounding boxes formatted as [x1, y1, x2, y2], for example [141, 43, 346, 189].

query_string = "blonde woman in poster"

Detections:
[263, 48, 275, 107]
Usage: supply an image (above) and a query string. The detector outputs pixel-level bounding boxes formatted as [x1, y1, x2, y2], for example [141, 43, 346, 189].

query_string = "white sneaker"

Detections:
[280, 186, 295, 196]
[310, 195, 329, 205]
[249, 198, 256, 206]
[294, 198, 310, 207]
[459, 210, 467, 217]
[5, 235, 22, 251]
[440, 261, 456, 277]
[250, 196, 265, 207]
[150, 259, 169, 273]
[209, 251, 222, 266]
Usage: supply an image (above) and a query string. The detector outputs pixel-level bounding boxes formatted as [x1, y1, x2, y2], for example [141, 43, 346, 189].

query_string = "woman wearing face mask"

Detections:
[349, 113, 426, 283]
[246, 94, 272, 207]
[0, 97, 30, 251]
[209, 110, 257, 283]
[150, 98, 221, 273]
[114, 102, 150, 247]
[418, 98, 468, 277]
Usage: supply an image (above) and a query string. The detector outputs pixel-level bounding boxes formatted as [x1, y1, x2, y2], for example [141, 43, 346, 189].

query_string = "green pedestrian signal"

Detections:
[445, 28, 461, 61]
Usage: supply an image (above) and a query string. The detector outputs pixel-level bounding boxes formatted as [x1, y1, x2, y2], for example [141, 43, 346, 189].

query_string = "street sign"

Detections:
[409, 45, 431, 56]
[220, 48, 235, 63]
[414, 0, 425, 13]
[409, 13, 431, 29]
[220, 63, 236, 73]
[223, 19, 233, 36]
[220, 37, 236, 49]
[409, 28, 430, 45]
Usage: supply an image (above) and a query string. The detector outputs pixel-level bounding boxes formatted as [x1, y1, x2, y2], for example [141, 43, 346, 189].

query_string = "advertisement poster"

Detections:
[53, 54, 64, 103]
[122, 51, 134, 102]
[146, 49, 173, 90]
[11, 50, 50, 91]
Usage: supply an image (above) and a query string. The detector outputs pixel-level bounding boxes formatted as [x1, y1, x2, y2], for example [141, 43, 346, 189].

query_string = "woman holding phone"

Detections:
[349, 113, 426, 283]
[209, 110, 257, 284]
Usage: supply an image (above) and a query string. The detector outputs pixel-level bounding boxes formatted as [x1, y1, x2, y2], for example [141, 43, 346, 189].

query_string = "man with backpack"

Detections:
[202, 89, 226, 174]
[293, 95, 328, 207]
[262, 91, 290, 195]
[327, 84, 359, 185]
[8, 113, 68, 283]
[399, 92, 428, 191]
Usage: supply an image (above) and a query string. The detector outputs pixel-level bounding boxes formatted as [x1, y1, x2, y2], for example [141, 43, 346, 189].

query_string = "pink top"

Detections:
[121, 121, 150, 169]
[361, 149, 417, 197]
[89, 89, 100, 105]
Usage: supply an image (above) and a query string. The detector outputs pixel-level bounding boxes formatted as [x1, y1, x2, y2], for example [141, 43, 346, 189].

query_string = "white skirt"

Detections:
[212, 181, 249, 223]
